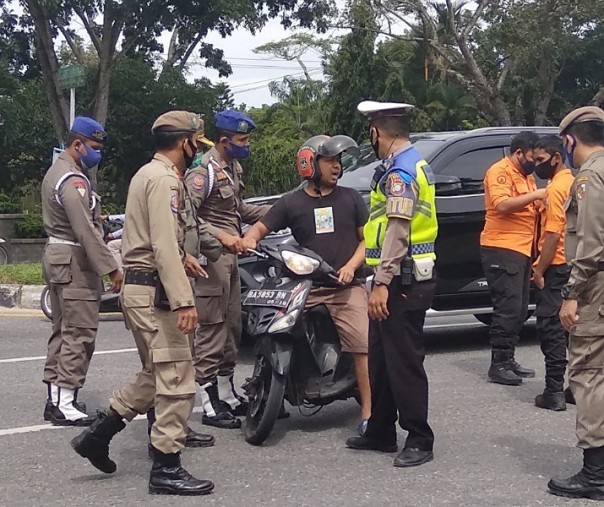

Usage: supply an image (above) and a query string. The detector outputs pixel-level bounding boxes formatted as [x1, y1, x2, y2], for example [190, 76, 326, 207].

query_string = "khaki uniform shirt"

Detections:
[564, 150, 604, 335]
[121, 154, 194, 310]
[41, 152, 116, 277]
[185, 147, 269, 236]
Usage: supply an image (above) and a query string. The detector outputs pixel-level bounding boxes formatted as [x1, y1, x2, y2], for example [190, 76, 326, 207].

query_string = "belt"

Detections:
[124, 270, 158, 286]
[48, 236, 80, 246]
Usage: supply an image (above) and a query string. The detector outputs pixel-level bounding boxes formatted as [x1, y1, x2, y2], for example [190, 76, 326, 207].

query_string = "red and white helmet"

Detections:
[296, 135, 360, 180]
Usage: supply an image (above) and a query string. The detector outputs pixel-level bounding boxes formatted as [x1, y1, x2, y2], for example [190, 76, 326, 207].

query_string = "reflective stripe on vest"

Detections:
[54, 171, 96, 210]
[364, 154, 438, 267]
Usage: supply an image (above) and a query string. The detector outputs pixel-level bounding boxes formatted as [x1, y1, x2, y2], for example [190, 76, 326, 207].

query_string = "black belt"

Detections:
[124, 270, 158, 286]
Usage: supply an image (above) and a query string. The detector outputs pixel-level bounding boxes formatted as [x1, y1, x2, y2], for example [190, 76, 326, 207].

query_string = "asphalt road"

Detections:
[0, 310, 592, 507]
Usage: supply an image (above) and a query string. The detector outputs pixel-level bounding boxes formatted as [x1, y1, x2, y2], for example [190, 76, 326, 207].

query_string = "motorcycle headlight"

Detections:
[281, 250, 320, 275]
[269, 309, 299, 333]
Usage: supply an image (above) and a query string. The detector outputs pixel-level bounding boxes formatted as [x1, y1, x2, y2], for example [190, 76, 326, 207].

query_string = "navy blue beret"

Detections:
[215, 110, 256, 134]
[71, 116, 108, 143]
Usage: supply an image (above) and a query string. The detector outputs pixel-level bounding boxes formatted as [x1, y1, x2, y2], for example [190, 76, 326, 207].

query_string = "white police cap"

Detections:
[357, 100, 415, 120]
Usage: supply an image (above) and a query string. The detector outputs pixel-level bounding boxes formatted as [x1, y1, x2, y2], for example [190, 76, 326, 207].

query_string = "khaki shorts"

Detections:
[305, 284, 369, 354]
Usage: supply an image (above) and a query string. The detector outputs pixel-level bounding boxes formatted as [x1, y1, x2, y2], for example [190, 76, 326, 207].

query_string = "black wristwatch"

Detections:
[561, 285, 578, 300]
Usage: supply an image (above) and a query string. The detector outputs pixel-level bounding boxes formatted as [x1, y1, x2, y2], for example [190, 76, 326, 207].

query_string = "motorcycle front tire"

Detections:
[40, 285, 52, 320]
[244, 355, 286, 446]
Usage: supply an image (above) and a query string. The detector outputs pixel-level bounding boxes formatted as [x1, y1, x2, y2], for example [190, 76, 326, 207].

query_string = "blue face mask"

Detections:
[226, 139, 251, 160]
[563, 135, 576, 169]
[79, 143, 103, 170]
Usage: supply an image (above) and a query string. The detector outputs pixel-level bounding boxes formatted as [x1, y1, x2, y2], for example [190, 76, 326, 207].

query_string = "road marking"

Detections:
[0, 312, 45, 318]
[0, 406, 205, 437]
[0, 347, 137, 364]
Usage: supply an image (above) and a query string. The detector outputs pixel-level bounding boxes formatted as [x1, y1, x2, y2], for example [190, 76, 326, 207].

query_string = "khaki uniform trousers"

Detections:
[42, 243, 101, 389]
[110, 284, 196, 454]
[569, 272, 604, 449]
[193, 253, 241, 384]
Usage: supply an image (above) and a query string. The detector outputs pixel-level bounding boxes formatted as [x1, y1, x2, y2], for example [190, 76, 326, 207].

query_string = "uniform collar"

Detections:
[58, 151, 82, 172]
[552, 167, 572, 180]
[583, 149, 604, 167]
[505, 156, 527, 177]
[153, 153, 181, 176]
[388, 142, 413, 160]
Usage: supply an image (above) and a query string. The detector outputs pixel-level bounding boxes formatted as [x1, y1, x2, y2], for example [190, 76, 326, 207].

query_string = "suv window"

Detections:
[442, 147, 504, 194]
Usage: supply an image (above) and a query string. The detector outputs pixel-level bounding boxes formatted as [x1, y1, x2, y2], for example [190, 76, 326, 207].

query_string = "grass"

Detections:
[0, 263, 45, 285]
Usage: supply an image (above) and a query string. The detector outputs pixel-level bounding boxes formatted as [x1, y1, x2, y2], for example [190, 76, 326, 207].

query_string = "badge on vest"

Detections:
[314, 207, 335, 234]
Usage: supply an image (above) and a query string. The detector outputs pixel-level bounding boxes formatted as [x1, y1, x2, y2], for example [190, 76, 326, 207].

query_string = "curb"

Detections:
[0, 284, 44, 310]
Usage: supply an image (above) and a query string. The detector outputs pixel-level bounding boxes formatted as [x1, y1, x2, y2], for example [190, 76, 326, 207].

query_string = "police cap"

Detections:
[357, 101, 415, 121]
[559, 106, 604, 135]
[151, 111, 203, 135]
[215, 110, 256, 134]
[71, 116, 108, 143]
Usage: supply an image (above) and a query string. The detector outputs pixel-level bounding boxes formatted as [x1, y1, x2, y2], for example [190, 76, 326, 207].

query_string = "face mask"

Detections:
[534, 157, 557, 180]
[183, 140, 196, 168]
[518, 152, 535, 175]
[79, 143, 102, 170]
[370, 129, 380, 159]
[226, 139, 251, 159]
[564, 136, 576, 169]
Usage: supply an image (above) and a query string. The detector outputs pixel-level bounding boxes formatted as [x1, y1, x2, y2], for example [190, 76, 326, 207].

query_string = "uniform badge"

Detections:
[73, 179, 87, 198]
[170, 193, 179, 212]
[238, 121, 248, 133]
[192, 175, 205, 191]
[497, 175, 508, 185]
[388, 173, 406, 197]
[577, 182, 587, 200]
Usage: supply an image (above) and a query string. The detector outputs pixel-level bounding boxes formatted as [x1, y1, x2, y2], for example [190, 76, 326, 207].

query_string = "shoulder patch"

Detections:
[72, 179, 87, 198]
[576, 175, 589, 184]
[170, 193, 179, 213]
[192, 175, 205, 191]
[577, 182, 587, 200]
[387, 173, 406, 197]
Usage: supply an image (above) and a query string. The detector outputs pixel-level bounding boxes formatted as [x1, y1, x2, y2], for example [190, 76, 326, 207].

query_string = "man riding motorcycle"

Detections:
[243, 134, 372, 434]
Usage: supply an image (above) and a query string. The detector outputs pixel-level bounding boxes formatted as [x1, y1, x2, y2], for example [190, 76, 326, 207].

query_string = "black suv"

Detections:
[240, 126, 558, 324]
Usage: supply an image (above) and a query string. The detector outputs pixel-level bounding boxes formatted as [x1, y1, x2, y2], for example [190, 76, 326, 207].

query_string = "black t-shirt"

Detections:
[261, 185, 368, 273]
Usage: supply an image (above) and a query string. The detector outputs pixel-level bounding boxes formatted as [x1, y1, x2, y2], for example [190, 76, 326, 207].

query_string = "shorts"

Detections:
[305, 284, 369, 354]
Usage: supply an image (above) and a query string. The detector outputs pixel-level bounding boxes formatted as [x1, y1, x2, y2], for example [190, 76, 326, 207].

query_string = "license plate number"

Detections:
[243, 289, 292, 308]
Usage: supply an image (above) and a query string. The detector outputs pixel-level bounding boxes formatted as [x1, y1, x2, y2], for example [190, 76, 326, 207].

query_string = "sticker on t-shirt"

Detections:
[314, 207, 334, 234]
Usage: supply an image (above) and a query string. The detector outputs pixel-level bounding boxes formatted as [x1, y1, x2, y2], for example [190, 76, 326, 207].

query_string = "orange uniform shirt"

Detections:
[535, 168, 574, 266]
[480, 156, 538, 257]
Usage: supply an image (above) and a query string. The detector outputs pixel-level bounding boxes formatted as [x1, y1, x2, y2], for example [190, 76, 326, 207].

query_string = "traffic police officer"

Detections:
[41, 116, 122, 426]
[185, 110, 270, 428]
[548, 106, 604, 501]
[71, 111, 214, 497]
[346, 101, 438, 468]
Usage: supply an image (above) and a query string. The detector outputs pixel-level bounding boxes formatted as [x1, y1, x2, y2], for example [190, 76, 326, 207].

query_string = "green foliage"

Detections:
[0, 194, 21, 214]
[0, 263, 44, 285]
[15, 213, 46, 238]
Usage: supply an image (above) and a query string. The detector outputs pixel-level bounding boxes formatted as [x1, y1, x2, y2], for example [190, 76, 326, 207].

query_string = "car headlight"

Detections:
[281, 250, 320, 275]
[269, 309, 299, 333]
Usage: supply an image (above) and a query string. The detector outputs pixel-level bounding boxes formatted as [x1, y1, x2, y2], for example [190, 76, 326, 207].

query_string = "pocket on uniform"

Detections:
[47, 249, 72, 284]
[63, 287, 100, 329]
[218, 185, 234, 199]
[195, 284, 224, 324]
[152, 347, 196, 396]
[121, 293, 157, 332]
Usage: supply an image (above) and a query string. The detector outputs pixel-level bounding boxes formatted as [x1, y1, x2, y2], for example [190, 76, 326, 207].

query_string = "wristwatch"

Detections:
[561, 285, 578, 300]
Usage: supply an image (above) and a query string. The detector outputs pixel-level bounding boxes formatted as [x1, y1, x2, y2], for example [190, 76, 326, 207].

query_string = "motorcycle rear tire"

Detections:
[244, 355, 285, 446]
[41, 285, 52, 320]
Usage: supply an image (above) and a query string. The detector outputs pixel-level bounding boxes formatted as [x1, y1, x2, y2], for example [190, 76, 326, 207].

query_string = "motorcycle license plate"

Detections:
[244, 289, 293, 308]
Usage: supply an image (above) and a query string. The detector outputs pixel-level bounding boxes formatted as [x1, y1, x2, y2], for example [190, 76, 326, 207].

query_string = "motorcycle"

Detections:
[241, 243, 361, 446]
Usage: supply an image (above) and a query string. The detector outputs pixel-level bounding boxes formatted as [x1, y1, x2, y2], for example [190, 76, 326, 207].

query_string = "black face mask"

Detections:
[370, 129, 380, 159]
[183, 140, 196, 168]
[534, 157, 557, 180]
[518, 152, 535, 176]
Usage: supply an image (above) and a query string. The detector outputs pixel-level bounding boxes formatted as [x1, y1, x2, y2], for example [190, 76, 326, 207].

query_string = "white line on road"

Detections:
[0, 347, 137, 364]
[0, 406, 205, 437]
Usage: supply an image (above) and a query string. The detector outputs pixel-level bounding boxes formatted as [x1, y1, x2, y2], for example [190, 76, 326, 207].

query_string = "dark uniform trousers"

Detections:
[364, 276, 437, 451]
[193, 252, 241, 384]
[535, 264, 571, 391]
[480, 246, 531, 352]
[43, 243, 102, 389]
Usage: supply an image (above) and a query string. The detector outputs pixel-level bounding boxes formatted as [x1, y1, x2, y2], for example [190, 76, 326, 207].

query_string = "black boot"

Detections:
[200, 381, 241, 429]
[148, 447, 214, 496]
[535, 390, 566, 411]
[488, 350, 523, 386]
[509, 359, 535, 378]
[70, 409, 126, 474]
[217, 375, 248, 417]
[146, 408, 215, 458]
[548, 447, 604, 500]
